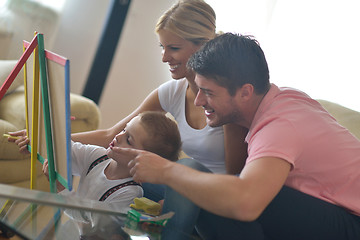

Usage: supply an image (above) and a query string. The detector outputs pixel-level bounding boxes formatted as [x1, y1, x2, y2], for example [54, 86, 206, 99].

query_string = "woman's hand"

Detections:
[7, 130, 30, 154]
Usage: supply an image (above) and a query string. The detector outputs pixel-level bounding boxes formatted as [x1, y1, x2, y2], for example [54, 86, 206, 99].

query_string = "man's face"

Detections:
[194, 74, 242, 127]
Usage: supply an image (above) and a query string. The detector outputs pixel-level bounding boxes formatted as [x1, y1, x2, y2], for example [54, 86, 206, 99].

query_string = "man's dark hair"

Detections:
[187, 32, 270, 95]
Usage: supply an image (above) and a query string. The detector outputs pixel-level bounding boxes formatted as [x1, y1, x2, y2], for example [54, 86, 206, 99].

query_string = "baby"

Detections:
[43, 111, 181, 207]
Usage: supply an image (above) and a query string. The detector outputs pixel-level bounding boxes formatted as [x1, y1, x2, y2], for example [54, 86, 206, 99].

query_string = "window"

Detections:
[30, 0, 66, 12]
[207, 0, 360, 111]
[0, 0, 66, 12]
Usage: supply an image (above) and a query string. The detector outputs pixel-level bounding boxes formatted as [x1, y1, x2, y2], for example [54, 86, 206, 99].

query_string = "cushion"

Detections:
[70, 93, 101, 133]
[0, 119, 28, 160]
[0, 60, 24, 96]
[318, 99, 360, 140]
[0, 89, 26, 129]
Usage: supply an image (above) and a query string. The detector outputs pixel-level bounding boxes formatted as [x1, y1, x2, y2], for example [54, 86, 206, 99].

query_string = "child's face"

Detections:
[109, 116, 148, 150]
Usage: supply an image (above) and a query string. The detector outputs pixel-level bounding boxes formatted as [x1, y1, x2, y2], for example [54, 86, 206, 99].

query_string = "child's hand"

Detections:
[42, 159, 50, 181]
[6, 130, 30, 155]
[42, 159, 65, 192]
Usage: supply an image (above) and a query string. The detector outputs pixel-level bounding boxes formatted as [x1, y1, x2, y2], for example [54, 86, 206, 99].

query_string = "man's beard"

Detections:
[207, 110, 241, 128]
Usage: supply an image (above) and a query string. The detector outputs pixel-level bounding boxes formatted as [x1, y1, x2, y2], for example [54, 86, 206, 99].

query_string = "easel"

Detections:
[0, 33, 72, 192]
[0, 33, 72, 238]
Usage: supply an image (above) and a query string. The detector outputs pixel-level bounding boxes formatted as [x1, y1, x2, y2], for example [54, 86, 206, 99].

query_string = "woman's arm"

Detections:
[223, 124, 248, 174]
[71, 89, 164, 147]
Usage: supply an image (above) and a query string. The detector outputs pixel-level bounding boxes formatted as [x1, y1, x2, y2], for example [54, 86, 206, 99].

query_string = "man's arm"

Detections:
[122, 148, 291, 221]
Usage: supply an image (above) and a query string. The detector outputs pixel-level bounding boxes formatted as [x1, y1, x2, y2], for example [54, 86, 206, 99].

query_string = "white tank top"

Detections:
[158, 79, 226, 174]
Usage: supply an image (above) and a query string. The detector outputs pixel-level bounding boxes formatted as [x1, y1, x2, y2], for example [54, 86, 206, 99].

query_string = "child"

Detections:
[43, 111, 181, 208]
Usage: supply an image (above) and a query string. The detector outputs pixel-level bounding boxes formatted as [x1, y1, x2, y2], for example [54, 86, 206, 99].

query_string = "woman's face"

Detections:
[158, 29, 201, 80]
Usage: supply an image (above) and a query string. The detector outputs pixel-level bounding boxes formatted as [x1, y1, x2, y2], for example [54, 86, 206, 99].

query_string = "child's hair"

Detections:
[138, 111, 182, 161]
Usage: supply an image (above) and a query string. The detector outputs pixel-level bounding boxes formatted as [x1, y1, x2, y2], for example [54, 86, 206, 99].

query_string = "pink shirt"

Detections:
[245, 84, 360, 216]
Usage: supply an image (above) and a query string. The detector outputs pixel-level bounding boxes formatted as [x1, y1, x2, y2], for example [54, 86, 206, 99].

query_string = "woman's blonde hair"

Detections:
[155, 0, 216, 45]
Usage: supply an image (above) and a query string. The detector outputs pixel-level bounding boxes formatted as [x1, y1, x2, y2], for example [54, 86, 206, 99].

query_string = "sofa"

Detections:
[0, 60, 101, 191]
[317, 99, 360, 140]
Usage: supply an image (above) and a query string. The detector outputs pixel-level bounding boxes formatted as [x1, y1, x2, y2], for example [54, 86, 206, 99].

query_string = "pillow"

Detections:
[0, 60, 24, 96]
[317, 99, 360, 140]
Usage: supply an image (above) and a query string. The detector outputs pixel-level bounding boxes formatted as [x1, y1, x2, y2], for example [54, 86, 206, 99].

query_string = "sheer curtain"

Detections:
[0, 0, 64, 59]
[207, 0, 360, 111]
[0, 0, 65, 11]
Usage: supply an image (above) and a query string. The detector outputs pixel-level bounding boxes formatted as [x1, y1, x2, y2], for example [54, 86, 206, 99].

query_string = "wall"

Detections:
[207, 0, 360, 112]
[52, 0, 177, 129]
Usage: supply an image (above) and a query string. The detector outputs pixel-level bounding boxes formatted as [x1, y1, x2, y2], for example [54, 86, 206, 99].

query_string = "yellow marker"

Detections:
[3, 134, 21, 140]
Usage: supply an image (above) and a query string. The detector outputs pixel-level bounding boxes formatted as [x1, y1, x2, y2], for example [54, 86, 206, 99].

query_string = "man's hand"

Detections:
[7, 130, 30, 154]
[110, 147, 174, 184]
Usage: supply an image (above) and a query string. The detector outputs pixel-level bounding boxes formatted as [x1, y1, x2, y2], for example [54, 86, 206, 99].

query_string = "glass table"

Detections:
[0, 184, 198, 240]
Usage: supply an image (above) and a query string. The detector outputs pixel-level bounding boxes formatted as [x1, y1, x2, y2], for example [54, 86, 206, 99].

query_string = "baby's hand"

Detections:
[42, 159, 65, 192]
[6, 130, 30, 155]
[42, 159, 50, 181]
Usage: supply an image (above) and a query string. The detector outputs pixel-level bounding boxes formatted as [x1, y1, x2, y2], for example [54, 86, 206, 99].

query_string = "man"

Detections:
[116, 33, 360, 239]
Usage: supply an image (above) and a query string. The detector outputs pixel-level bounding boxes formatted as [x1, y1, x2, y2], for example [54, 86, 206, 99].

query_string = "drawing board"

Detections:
[0, 33, 72, 192]
[23, 36, 72, 191]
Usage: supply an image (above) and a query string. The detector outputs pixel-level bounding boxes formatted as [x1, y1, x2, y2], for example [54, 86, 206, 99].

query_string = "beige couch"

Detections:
[0, 60, 101, 191]
[317, 99, 360, 140]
